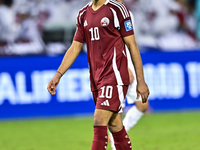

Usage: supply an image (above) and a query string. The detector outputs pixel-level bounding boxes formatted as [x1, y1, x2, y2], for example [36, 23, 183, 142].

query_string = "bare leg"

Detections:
[108, 113, 132, 150]
[110, 101, 149, 150]
[91, 109, 113, 150]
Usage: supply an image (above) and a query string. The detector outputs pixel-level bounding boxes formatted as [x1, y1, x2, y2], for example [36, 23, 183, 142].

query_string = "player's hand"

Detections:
[136, 81, 150, 103]
[47, 73, 61, 95]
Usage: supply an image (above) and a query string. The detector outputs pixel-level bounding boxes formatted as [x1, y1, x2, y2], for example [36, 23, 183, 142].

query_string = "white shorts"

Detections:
[126, 80, 142, 104]
[122, 81, 142, 108]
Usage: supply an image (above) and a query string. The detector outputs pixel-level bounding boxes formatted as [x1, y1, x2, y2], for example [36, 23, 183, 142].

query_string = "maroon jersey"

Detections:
[74, 0, 134, 91]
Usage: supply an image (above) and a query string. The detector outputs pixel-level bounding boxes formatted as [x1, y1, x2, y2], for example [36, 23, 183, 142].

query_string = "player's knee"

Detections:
[93, 115, 105, 127]
[108, 122, 123, 133]
[108, 125, 121, 133]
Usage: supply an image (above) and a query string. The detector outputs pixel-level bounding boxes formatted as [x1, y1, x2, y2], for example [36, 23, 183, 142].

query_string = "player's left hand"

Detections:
[136, 81, 150, 103]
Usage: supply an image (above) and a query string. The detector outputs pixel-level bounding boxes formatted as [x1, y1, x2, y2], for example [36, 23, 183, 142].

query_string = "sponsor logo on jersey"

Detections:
[124, 20, 133, 31]
[84, 20, 88, 27]
[101, 17, 110, 27]
[101, 100, 110, 106]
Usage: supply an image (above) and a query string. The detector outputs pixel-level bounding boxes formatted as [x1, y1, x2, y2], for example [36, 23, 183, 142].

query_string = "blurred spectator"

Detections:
[124, 0, 198, 51]
[156, 0, 198, 51]
[10, 4, 45, 55]
[0, 0, 19, 42]
[124, 0, 181, 49]
[16, 6, 38, 41]
[0, 0, 199, 56]
[196, 0, 200, 42]
[176, 0, 197, 41]
[42, 0, 90, 54]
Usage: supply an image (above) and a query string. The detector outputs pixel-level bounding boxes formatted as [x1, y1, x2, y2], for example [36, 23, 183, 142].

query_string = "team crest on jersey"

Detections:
[124, 20, 133, 31]
[101, 17, 110, 27]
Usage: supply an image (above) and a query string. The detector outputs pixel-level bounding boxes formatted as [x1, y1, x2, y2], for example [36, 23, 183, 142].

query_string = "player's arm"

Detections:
[47, 41, 83, 95]
[57, 41, 83, 75]
[123, 35, 149, 103]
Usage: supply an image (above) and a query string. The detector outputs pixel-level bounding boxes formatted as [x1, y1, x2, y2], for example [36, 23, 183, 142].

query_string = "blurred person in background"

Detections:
[175, 0, 197, 44]
[125, 0, 198, 50]
[123, 0, 157, 49]
[40, 0, 79, 54]
[0, 0, 46, 55]
[0, 0, 19, 43]
[16, 6, 41, 42]
[196, 0, 200, 43]
[14, 0, 50, 32]
[11, 4, 45, 55]
[123, 0, 181, 49]
[108, 0, 149, 150]
[156, 0, 198, 50]
[42, 0, 91, 54]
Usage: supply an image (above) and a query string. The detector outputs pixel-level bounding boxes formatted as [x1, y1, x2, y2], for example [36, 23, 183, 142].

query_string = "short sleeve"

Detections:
[129, 11, 135, 32]
[115, 3, 134, 37]
[73, 13, 85, 43]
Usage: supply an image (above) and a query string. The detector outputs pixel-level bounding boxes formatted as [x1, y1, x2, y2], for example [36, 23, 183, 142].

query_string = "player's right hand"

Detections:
[47, 73, 61, 95]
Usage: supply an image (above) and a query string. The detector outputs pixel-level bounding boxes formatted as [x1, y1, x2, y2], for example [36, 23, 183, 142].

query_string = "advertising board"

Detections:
[0, 51, 200, 118]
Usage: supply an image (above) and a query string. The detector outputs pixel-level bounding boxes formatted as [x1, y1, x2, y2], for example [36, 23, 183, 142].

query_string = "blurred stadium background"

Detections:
[0, 0, 200, 149]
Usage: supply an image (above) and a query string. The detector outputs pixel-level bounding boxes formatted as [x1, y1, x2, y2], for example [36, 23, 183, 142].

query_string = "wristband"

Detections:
[57, 71, 63, 76]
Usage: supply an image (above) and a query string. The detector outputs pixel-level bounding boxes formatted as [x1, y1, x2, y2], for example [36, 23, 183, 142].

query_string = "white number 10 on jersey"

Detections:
[89, 27, 100, 41]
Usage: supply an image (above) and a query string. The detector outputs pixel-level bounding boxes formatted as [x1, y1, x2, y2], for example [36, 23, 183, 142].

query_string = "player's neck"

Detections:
[92, 0, 106, 11]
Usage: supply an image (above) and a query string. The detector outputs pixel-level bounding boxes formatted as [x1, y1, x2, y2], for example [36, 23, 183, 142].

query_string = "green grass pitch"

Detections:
[0, 111, 200, 150]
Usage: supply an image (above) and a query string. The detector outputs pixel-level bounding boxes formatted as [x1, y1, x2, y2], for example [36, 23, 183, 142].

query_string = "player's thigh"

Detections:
[108, 112, 123, 133]
[92, 90, 98, 105]
[135, 100, 149, 112]
[93, 109, 114, 127]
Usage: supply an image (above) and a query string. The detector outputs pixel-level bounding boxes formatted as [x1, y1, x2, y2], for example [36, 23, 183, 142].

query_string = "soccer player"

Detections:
[108, 0, 149, 149]
[47, 0, 149, 150]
